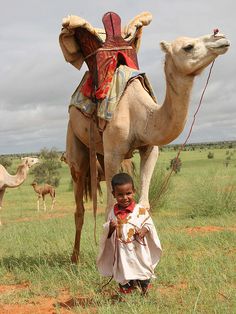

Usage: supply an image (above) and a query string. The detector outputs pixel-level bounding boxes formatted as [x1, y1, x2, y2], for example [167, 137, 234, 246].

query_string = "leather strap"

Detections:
[89, 115, 98, 244]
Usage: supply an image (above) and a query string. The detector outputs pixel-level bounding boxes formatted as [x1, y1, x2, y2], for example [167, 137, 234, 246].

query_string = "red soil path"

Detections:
[0, 281, 190, 313]
[185, 225, 236, 234]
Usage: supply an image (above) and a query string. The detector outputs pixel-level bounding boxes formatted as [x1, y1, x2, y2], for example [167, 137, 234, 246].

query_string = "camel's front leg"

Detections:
[139, 145, 159, 209]
[0, 189, 5, 226]
[37, 196, 40, 212]
[51, 198, 55, 211]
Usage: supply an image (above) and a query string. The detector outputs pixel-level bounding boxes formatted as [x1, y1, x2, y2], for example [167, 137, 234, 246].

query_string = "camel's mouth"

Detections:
[214, 44, 230, 49]
[209, 38, 230, 51]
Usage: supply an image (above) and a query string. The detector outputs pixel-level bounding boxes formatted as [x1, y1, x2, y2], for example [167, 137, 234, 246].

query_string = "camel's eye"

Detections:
[183, 44, 194, 52]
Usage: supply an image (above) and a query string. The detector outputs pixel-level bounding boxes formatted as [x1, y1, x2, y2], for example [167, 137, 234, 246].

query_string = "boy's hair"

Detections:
[111, 172, 134, 190]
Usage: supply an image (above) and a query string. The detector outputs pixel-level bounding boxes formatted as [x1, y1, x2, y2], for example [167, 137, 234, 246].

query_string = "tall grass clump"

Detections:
[134, 165, 172, 211]
[187, 169, 236, 217]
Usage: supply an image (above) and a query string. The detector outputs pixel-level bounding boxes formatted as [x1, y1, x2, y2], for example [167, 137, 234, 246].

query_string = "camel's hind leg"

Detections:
[50, 189, 56, 210]
[66, 121, 89, 263]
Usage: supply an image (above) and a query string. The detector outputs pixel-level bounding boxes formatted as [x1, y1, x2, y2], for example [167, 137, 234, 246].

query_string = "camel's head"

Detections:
[160, 32, 230, 76]
[21, 157, 40, 168]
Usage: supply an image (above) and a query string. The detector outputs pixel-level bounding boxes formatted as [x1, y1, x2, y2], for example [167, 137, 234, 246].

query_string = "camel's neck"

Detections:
[148, 56, 194, 145]
[33, 185, 40, 194]
[4, 165, 29, 188]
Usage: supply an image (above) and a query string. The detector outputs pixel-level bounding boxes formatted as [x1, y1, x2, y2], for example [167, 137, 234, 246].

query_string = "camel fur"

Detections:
[31, 182, 56, 212]
[0, 157, 39, 225]
[62, 20, 230, 262]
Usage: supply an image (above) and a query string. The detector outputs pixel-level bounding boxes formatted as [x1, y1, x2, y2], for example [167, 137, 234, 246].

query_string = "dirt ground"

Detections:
[0, 282, 190, 314]
[1, 224, 235, 313]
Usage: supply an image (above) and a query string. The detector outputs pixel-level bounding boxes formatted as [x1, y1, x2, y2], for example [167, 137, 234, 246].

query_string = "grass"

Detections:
[0, 148, 236, 313]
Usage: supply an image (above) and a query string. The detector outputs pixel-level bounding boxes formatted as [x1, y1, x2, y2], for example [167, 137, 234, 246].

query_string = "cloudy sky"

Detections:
[0, 0, 235, 154]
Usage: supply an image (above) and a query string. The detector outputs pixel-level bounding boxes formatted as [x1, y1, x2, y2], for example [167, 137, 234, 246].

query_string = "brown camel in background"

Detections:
[31, 182, 56, 212]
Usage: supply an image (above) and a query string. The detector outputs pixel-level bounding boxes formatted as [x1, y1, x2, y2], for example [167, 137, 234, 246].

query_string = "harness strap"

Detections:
[89, 115, 98, 244]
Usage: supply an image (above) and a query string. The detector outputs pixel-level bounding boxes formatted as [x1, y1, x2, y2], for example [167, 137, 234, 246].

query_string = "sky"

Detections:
[0, 0, 235, 154]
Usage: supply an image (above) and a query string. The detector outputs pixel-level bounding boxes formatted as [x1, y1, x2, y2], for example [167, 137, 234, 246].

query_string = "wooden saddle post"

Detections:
[75, 12, 139, 241]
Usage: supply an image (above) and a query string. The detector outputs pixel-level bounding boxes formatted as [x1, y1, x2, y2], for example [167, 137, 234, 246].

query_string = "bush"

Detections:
[207, 152, 214, 159]
[0, 156, 12, 169]
[169, 157, 182, 173]
[187, 170, 236, 217]
[134, 165, 172, 211]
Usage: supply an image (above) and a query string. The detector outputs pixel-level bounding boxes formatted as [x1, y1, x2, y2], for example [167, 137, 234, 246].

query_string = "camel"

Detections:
[64, 31, 229, 262]
[31, 182, 56, 211]
[0, 157, 39, 225]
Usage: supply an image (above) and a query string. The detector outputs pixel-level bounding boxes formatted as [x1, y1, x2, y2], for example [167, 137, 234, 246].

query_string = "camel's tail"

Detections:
[84, 158, 136, 201]
[120, 159, 136, 177]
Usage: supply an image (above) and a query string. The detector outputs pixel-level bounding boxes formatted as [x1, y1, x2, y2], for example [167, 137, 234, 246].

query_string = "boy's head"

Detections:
[111, 173, 135, 209]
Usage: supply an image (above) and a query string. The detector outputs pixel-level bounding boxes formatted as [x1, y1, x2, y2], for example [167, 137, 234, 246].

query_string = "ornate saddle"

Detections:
[59, 11, 152, 99]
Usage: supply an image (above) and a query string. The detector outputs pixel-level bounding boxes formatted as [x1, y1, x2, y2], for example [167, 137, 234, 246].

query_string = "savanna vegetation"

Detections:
[0, 143, 235, 313]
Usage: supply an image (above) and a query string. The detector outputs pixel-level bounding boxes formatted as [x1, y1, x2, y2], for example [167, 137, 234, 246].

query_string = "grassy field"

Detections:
[0, 148, 235, 313]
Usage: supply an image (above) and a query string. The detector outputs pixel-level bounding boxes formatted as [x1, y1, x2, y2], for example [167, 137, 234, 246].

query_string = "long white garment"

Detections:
[97, 204, 162, 285]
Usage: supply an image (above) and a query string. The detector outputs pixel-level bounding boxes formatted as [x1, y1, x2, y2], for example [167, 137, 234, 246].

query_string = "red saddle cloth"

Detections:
[75, 12, 139, 100]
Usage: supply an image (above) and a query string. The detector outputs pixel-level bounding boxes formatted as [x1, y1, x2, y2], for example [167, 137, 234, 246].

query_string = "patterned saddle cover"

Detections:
[75, 12, 138, 92]
[59, 11, 152, 100]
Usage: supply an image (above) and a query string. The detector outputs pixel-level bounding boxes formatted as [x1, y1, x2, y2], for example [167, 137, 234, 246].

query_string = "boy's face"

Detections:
[112, 183, 135, 209]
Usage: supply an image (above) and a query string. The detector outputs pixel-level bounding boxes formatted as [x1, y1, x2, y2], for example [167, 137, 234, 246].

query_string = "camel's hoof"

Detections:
[71, 252, 79, 264]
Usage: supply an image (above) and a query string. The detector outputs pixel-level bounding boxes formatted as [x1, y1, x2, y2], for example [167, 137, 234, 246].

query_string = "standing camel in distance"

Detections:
[60, 14, 230, 262]
[31, 182, 56, 212]
[0, 157, 39, 225]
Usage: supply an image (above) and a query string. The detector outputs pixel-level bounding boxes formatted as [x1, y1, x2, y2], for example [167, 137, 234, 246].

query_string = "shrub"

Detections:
[187, 170, 236, 217]
[169, 157, 182, 173]
[0, 156, 12, 169]
[207, 151, 214, 159]
[134, 165, 172, 211]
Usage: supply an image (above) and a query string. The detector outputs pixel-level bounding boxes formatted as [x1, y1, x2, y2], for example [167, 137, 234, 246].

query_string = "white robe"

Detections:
[97, 204, 162, 285]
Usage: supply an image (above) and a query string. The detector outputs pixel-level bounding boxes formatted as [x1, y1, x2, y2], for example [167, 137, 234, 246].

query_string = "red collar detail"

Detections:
[114, 201, 136, 219]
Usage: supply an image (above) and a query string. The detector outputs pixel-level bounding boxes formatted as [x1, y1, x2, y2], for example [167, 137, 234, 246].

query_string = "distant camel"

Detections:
[60, 152, 135, 201]
[0, 157, 39, 225]
[31, 182, 56, 211]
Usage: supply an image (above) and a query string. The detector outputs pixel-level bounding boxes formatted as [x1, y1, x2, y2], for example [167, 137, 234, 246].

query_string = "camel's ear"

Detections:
[160, 41, 171, 54]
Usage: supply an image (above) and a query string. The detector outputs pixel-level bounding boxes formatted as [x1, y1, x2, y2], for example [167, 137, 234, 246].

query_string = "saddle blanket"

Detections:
[69, 65, 157, 121]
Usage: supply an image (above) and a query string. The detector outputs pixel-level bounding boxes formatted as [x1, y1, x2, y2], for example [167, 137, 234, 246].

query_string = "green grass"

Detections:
[0, 149, 236, 313]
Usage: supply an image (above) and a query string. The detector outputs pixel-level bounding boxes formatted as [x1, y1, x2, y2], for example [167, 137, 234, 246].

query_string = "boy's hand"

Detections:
[137, 226, 149, 239]
[108, 219, 117, 238]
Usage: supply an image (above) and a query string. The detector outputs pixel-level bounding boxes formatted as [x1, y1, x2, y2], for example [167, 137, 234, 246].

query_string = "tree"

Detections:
[32, 148, 61, 187]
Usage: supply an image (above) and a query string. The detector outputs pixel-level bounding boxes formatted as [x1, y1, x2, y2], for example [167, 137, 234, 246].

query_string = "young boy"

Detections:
[97, 173, 162, 294]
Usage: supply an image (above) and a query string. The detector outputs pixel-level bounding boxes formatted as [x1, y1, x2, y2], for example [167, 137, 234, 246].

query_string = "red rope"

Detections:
[155, 60, 216, 201]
